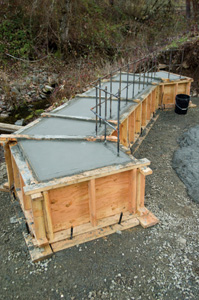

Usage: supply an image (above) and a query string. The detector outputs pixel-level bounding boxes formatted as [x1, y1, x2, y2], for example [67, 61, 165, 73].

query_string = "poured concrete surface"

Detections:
[18, 140, 132, 181]
[85, 81, 152, 99]
[55, 96, 135, 119]
[15, 70, 186, 184]
[148, 71, 186, 80]
[21, 117, 99, 136]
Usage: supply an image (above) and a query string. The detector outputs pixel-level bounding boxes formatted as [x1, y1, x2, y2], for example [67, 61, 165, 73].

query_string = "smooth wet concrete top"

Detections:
[55, 96, 135, 120]
[21, 117, 100, 136]
[18, 140, 132, 182]
[148, 71, 186, 80]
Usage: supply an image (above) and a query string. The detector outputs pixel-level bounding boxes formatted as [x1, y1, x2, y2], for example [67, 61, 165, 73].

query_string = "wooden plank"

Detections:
[88, 179, 97, 226]
[140, 166, 153, 176]
[51, 216, 140, 253]
[128, 111, 135, 143]
[23, 233, 53, 262]
[160, 84, 164, 108]
[0, 184, 10, 192]
[49, 211, 136, 243]
[20, 175, 31, 210]
[120, 119, 128, 147]
[136, 169, 145, 210]
[186, 82, 191, 95]
[151, 90, 156, 113]
[43, 191, 54, 241]
[11, 154, 21, 190]
[128, 169, 137, 214]
[174, 83, 178, 104]
[31, 193, 48, 246]
[3, 143, 14, 189]
[141, 99, 147, 127]
[135, 104, 141, 134]
[137, 209, 159, 228]
[0, 122, 22, 133]
[23, 158, 151, 196]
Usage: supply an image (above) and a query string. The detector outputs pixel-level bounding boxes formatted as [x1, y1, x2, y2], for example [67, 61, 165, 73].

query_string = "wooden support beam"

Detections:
[174, 83, 178, 104]
[135, 104, 142, 134]
[43, 191, 54, 241]
[136, 169, 145, 211]
[11, 154, 20, 190]
[120, 119, 128, 147]
[128, 169, 137, 214]
[88, 179, 97, 226]
[151, 90, 156, 113]
[186, 82, 191, 95]
[141, 99, 147, 127]
[3, 143, 14, 189]
[128, 111, 135, 144]
[20, 175, 31, 210]
[31, 193, 48, 246]
[0, 122, 22, 133]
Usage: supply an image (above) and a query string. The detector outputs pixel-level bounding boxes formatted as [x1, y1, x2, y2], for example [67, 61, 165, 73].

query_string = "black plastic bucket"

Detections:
[175, 94, 190, 115]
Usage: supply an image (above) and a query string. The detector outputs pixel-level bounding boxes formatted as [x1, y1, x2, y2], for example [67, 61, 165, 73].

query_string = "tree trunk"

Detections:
[60, 0, 71, 49]
[186, 0, 191, 18]
[192, 0, 199, 19]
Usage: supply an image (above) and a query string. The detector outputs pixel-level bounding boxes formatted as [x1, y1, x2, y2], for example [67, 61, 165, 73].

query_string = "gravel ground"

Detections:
[0, 99, 199, 300]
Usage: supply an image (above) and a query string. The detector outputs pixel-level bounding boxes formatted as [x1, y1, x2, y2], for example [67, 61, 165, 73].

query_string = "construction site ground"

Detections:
[0, 98, 199, 300]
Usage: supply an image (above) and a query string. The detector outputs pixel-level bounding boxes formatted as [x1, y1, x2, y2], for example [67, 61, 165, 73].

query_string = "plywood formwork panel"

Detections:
[95, 171, 129, 220]
[48, 182, 90, 232]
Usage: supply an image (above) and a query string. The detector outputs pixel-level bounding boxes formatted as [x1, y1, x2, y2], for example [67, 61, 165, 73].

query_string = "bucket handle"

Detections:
[175, 102, 188, 111]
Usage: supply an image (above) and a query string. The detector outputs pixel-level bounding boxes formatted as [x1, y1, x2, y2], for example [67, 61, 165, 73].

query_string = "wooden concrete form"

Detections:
[0, 71, 193, 261]
[157, 74, 192, 109]
[1, 140, 158, 261]
[110, 74, 192, 148]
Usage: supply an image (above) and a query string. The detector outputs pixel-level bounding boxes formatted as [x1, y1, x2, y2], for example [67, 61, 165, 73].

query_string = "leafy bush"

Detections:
[0, 17, 32, 58]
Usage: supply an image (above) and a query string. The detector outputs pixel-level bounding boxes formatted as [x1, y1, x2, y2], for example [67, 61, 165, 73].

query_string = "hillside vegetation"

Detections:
[0, 0, 199, 124]
[0, 0, 191, 62]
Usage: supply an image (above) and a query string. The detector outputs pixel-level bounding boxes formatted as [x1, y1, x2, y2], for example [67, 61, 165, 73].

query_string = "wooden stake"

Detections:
[128, 169, 137, 214]
[88, 179, 97, 226]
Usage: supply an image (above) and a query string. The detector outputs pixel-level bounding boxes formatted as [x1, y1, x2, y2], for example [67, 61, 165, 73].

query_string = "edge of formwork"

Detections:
[22, 210, 159, 262]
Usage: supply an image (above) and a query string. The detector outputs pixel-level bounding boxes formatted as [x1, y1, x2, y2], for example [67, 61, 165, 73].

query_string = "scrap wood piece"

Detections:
[137, 208, 159, 228]
[0, 134, 117, 143]
[189, 101, 197, 108]
[23, 232, 53, 262]
[0, 183, 10, 192]
[0, 122, 22, 133]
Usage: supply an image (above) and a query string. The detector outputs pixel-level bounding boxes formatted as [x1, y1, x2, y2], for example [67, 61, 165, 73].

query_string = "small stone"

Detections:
[116, 230, 122, 235]
[10, 216, 18, 224]
[15, 119, 24, 126]
[177, 237, 186, 245]
[42, 85, 54, 94]
[40, 93, 47, 99]
[11, 87, 20, 95]
[0, 113, 9, 118]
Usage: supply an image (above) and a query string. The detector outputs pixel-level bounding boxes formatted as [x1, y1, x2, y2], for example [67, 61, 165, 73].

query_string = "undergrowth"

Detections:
[0, 0, 192, 63]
